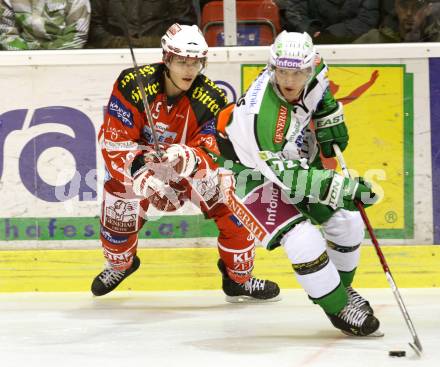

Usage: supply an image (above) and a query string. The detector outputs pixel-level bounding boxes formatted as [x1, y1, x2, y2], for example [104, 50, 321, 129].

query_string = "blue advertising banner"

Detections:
[430, 58, 440, 244]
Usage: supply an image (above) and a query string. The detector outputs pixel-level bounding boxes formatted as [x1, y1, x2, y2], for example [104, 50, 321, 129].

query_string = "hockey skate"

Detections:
[346, 286, 374, 315]
[217, 259, 281, 303]
[326, 302, 382, 337]
[91, 255, 141, 296]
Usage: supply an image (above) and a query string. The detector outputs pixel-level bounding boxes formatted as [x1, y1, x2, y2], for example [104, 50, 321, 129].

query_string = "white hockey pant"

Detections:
[321, 209, 364, 272]
[281, 210, 364, 298]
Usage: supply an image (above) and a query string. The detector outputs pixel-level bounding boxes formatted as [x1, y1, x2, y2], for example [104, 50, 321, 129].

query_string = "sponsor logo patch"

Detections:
[220, 174, 266, 242]
[276, 57, 303, 69]
[108, 96, 134, 128]
[103, 140, 139, 151]
[228, 215, 243, 227]
[192, 86, 222, 115]
[103, 193, 140, 233]
[103, 247, 134, 265]
[274, 105, 288, 144]
[200, 118, 216, 135]
[142, 124, 177, 145]
[100, 228, 129, 244]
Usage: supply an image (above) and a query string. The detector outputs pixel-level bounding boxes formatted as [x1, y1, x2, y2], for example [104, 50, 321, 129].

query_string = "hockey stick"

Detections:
[333, 144, 423, 356]
[122, 19, 163, 157]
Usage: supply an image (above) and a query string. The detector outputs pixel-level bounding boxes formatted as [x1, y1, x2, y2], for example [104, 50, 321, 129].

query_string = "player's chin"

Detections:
[281, 88, 299, 102]
[179, 78, 195, 91]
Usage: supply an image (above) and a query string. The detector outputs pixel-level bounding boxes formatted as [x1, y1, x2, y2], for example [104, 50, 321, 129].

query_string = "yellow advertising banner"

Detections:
[241, 64, 413, 239]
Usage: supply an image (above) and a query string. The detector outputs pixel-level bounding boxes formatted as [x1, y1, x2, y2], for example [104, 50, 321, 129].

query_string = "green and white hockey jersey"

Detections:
[0, 0, 90, 50]
[225, 61, 339, 199]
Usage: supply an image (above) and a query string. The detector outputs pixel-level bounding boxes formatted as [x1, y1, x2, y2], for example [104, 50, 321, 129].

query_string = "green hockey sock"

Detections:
[310, 281, 348, 315]
[339, 268, 357, 287]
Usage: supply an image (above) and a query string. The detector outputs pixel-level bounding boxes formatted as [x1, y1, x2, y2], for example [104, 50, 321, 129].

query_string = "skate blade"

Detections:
[225, 294, 282, 304]
[341, 329, 385, 338]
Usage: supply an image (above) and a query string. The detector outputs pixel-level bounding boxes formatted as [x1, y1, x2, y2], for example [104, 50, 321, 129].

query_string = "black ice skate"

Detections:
[217, 259, 281, 303]
[346, 286, 374, 314]
[91, 255, 141, 296]
[326, 302, 382, 337]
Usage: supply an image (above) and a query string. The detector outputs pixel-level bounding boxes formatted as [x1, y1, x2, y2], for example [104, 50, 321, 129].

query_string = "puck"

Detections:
[389, 350, 406, 357]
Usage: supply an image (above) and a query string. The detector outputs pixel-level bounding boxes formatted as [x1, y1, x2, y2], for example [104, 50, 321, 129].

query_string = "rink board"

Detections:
[0, 245, 439, 292]
[0, 45, 436, 247]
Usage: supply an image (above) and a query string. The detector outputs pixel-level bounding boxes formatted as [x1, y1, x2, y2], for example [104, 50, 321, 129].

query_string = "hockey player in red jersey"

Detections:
[91, 23, 280, 302]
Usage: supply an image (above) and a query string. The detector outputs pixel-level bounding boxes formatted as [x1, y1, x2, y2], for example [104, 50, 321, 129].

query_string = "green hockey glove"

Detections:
[314, 102, 348, 158]
[319, 171, 378, 211]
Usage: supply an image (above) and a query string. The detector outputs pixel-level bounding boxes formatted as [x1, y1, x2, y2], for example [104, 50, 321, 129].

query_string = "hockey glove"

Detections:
[133, 170, 186, 211]
[319, 171, 378, 211]
[314, 102, 348, 158]
[163, 144, 198, 178]
[131, 151, 186, 212]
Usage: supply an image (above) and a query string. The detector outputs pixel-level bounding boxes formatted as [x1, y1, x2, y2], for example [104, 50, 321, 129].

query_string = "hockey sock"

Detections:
[309, 281, 348, 315]
[338, 268, 357, 287]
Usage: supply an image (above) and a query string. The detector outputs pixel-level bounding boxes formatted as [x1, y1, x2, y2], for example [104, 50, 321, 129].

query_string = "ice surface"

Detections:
[0, 289, 438, 367]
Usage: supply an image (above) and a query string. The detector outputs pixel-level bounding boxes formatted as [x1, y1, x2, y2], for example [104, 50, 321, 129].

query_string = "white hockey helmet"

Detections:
[161, 23, 208, 60]
[269, 31, 318, 73]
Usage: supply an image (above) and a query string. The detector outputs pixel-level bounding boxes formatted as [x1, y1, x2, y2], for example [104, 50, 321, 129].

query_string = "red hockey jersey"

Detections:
[98, 62, 227, 183]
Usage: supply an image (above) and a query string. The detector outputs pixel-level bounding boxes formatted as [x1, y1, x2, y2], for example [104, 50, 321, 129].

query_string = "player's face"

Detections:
[167, 56, 204, 91]
[274, 67, 312, 103]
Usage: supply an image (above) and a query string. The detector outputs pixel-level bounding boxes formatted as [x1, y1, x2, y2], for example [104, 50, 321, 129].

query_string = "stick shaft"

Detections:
[124, 24, 162, 156]
[332, 144, 422, 353]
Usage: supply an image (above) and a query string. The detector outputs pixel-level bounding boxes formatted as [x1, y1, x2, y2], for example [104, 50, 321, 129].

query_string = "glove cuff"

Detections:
[314, 102, 344, 130]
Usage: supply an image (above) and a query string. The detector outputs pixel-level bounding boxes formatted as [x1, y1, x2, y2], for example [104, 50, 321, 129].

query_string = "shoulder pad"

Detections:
[116, 63, 163, 109]
[189, 75, 228, 122]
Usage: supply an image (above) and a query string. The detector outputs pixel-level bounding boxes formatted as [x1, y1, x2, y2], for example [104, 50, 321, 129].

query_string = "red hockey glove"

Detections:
[163, 144, 198, 178]
[131, 150, 187, 212]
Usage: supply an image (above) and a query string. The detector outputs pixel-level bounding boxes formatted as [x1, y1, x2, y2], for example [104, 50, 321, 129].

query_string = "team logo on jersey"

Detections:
[108, 96, 134, 128]
[274, 105, 288, 144]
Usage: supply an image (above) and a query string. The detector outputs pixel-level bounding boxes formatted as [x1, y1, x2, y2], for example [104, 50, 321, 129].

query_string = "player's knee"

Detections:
[281, 220, 327, 265]
[322, 210, 364, 246]
[282, 221, 340, 297]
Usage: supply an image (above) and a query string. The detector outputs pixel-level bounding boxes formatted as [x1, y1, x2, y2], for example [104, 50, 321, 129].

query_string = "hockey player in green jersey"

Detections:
[211, 31, 382, 337]
[146, 31, 382, 337]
